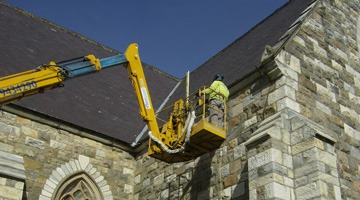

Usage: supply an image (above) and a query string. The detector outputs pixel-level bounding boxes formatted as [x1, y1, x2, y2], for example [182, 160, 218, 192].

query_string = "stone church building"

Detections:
[0, 0, 359, 199]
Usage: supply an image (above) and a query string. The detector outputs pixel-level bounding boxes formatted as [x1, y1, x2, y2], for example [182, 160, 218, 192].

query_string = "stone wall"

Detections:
[133, 0, 360, 199]
[284, 0, 360, 198]
[0, 110, 135, 200]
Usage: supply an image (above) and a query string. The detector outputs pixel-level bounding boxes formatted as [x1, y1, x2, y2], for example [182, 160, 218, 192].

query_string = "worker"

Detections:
[203, 74, 229, 128]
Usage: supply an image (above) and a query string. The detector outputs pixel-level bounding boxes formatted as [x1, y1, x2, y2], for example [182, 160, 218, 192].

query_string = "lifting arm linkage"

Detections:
[0, 52, 128, 106]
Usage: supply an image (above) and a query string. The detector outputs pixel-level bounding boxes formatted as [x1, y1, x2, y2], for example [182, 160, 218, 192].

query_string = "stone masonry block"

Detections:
[69, 160, 78, 172]
[244, 116, 258, 130]
[292, 138, 324, 155]
[334, 185, 342, 200]
[248, 148, 283, 170]
[331, 59, 343, 71]
[223, 173, 238, 188]
[275, 59, 299, 81]
[91, 171, 101, 180]
[345, 65, 360, 82]
[154, 173, 164, 185]
[242, 92, 261, 108]
[25, 136, 45, 149]
[316, 149, 337, 168]
[160, 188, 169, 199]
[284, 176, 294, 188]
[55, 167, 65, 178]
[277, 97, 301, 113]
[123, 167, 133, 175]
[51, 170, 62, 183]
[308, 171, 340, 186]
[265, 181, 291, 200]
[316, 101, 332, 115]
[344, 123, 360, 141]
[350, 145, 360, 160]
[0, 122, 20, 136]
[294, 160, 325, 178]
[78, 154, 90, 170]
[98, 180, 108, 188]
[295, 182, 320, 200]
[43, 184, 54, 195]
[249, 189, 257, 200]
[45, 179, 56, 190]
[60, 164, 70, 175]
[283, 153, 293, 169]
[41, 188, 52, 198]
[348, 92, 360, 106]
[316, 58, 338, 77]
[165, 174, 176, 184]
[293, 35, 306, 47]
[229, 102, 243, 118]
[0, 185, 24, 200]
[38, 195, 51, 200]
[340, 104, 359, 123]
[233, 144, 246, 160]
[21, 126, 38, 138]
[268, 85, 296, 105]
[49, 140, 66, 149]
[0, 142, 14, 153]
[258, 162, 288, 177]
[221, 163, 230, 178]
[249, 173, 284, 191]
[316, 82, 336, 102]
[328, 44, 348, 61]
[276, 76, 299, 91]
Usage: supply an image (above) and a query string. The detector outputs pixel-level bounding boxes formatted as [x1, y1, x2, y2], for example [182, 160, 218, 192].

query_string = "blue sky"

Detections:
[5, 1, 288, 78]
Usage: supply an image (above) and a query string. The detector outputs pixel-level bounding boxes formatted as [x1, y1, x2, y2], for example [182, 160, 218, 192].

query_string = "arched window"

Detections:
[39, 155, 113, 199]
[54, 173, 102, 200]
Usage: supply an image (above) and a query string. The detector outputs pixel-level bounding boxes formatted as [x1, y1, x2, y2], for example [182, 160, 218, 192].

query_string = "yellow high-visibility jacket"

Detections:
[204, 80, 229, 102]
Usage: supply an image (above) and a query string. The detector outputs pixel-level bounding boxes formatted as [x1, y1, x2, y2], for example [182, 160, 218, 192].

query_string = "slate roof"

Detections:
[0, 2, 179, 144]
[164, 0, 316, 114]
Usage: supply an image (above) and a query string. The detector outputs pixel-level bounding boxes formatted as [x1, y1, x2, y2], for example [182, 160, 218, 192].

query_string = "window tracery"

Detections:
[55, 173, 101, 200]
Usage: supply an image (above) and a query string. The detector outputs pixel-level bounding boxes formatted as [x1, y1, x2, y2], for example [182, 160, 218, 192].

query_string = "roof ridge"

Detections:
[143, 63, 181, 82]
[263, 0, 319, 60]
[1, 1, 180, 82]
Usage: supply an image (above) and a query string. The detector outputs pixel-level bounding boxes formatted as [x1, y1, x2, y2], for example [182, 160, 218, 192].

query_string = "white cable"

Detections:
[148, 131, 184, 154]
[148, 110, 196, 154]
[185, 111, 196, 144]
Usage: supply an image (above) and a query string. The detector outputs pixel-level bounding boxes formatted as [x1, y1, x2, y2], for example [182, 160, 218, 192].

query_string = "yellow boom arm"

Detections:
[0, 43, 226, 163]
[124, 44, 161, 138]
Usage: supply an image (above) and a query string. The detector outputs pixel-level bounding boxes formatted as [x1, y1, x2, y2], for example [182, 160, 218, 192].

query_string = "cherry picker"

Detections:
[0, 44, 226, 163]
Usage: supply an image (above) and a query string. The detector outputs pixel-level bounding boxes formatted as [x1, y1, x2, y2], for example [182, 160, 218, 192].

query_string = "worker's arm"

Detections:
[202, 81, 229, 101]
[203, 81, 218, 94]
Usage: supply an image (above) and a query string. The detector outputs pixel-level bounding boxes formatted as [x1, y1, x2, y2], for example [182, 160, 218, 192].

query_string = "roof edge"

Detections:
[1, 104, 137, 153]
[228, 0, 319, 91]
